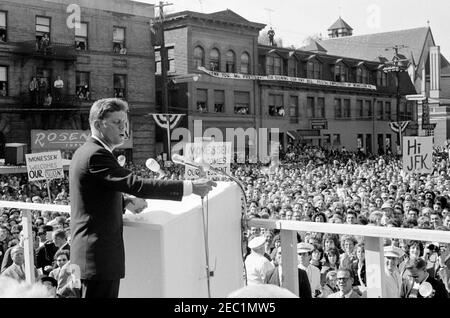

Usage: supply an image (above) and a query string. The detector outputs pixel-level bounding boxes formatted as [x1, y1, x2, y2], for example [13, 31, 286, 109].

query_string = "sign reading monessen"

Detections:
[25, 151, 64, 181]
[198, 67, 377, 91]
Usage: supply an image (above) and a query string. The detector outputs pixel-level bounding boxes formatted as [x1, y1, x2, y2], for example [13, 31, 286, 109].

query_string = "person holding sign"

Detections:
[69, 98, 216, 298]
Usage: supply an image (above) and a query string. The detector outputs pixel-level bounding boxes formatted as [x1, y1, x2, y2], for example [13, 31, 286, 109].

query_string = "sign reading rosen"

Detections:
[31, 130, 133, 151]
[402, 137, 433, 174]
[198, 67, 377, 91]
[26, 151, 64, 181]
[184, 142, 232, 180]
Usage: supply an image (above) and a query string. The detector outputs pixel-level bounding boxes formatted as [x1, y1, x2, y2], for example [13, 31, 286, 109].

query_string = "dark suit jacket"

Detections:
[36, 241, 58, 270]
[264, 266, 312, 298]
[70, 137, 184, 280]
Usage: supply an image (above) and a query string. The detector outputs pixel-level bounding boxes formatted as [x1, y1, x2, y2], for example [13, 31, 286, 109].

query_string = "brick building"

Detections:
[156, 10, 418, 157]
[0, 0, 156, 163]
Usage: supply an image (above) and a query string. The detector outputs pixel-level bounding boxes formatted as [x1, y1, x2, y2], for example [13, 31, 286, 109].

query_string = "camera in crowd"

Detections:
[426, 243, 441, 255]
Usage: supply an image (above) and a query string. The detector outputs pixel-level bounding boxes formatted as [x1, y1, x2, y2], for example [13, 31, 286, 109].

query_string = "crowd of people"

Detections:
[0, 143, 449, 297]
[241, 143, 450, 298]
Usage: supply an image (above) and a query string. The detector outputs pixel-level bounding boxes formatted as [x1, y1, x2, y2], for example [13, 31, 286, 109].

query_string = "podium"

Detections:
[120, 182, 244, 298]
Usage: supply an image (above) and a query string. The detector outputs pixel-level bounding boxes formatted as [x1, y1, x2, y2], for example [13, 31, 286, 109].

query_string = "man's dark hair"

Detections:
[40, 276, 58, 288]
[89, 98, 129, 126]
[405, 258, 427, 271]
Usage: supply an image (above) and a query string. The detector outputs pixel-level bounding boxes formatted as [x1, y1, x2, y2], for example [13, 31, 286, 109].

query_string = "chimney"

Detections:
[429, 46, 441, 99]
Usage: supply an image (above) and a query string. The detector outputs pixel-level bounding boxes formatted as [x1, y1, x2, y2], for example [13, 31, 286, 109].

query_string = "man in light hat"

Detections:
[297, 242, 321, 297]
[383, 245, 404, 298]
[245, 235, 274, 285]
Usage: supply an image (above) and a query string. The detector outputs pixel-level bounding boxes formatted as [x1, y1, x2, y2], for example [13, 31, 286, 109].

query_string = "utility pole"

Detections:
[384, 44, 408, 157]
[155, 1, 173, 158]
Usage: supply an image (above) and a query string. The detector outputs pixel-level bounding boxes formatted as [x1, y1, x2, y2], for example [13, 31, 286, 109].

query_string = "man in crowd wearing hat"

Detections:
[297, 242, 321, 297]
[245, 235, 274, 285]
[401, 258, 448, 298]
[264, 247, 311, 298]
[383, 245, 404, 298]
[328, 268, 361, 298]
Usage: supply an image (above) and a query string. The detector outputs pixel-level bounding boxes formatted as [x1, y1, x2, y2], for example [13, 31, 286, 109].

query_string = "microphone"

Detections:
[118, 155, 126, 167]
[146, 158, 166, 179]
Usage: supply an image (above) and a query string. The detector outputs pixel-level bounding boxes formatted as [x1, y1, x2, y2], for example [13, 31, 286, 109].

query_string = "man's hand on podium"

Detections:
[124, 195, 148, 214]
[192, 179, 217, 198]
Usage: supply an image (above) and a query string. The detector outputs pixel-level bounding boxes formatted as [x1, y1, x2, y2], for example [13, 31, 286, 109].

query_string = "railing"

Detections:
[248, 218, 450, 298]
[15, 93, 83, 110]
[13, 40, 77, 61]
[2, 199, 449, 297]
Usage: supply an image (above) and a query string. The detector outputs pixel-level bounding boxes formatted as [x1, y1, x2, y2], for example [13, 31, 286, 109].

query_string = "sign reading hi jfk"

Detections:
[26, 151, 64, 182]
[403, 137, 433, 174]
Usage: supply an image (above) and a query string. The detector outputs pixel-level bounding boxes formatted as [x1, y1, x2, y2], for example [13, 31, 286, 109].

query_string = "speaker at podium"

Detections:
[120, 182, 244, 298]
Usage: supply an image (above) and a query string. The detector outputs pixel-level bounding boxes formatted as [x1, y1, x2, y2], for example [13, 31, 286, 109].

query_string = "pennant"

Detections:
[151, 114, 184, 130]
[389, 121, 410, 134]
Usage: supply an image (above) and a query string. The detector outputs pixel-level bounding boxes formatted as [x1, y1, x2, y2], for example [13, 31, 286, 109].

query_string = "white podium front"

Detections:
[119, 182, 244, 298]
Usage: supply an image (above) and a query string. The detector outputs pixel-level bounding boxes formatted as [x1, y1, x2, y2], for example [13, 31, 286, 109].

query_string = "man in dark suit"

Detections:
[264, 247, 312, 298]
[70, 98, 216, 298]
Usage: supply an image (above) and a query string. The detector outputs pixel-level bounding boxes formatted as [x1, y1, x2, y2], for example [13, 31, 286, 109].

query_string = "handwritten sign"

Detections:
[403, 137, 433, 174]
[184, 142, 232, 180]
[25, 151, 64, 181]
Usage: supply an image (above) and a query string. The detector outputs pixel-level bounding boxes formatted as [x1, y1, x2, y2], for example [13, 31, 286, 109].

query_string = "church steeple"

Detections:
[328, 17, 353, 38]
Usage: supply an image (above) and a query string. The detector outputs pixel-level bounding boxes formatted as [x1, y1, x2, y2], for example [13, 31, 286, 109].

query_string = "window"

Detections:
[240, 52, 250, 74]
[269, 94, 284, 117]
[113, 27, 126, 53]
[357, 100, 363, 119]
[399, 101, 406, 121]
[76, 72, 90, 100]
[113, 74, 127, 99]
[155, 46, 175, 74]
[197, 89, 208, 112]
[334, 63, 348, 82]
[210, 48, 220, 71]
[307, 60, 322, 79]
[0, 11, 6, 42]
[194, 46, 205, 69]
[357, 67, 369, 83]
[376, 101, 383, 119]
[377, 71, 387, 87]
[334, 98, 342, 118]
[406, 101, 413, 120]
[226, 50, 236, 73]
[214, 90, 225, 113]
[365, 100, 372, 118]
[75, 22, 88, 50]
[0, 66, 7, 96]
[36, 16, 50, 52]
[266, 56, 282, 75]
[357, 134, 364, 149]
[288, 58, 297, 77]
[306, 97, 314, 118]
[235, 91, 250, 114]
[343, 99, 351, 118]
[315, 97, 324, 118]
[289, 96, 299, 123]
[385, 102, 391, 121]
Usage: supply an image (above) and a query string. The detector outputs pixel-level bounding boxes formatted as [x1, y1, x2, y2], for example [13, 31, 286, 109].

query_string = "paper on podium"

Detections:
[120, 182, 244, 298]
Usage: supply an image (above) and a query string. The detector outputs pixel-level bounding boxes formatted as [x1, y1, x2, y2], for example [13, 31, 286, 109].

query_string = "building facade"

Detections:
[0, 0, 156, 163]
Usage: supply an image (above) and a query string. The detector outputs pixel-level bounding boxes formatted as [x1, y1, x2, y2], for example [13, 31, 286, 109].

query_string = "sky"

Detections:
[135, 0, 450, 57]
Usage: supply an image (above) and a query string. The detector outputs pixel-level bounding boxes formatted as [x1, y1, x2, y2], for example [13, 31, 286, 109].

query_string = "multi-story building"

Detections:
[0, 0, 155, 163]
[307, 17, 450, 145]
[156, 10, 418, 157]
